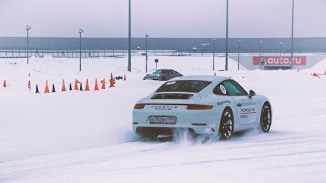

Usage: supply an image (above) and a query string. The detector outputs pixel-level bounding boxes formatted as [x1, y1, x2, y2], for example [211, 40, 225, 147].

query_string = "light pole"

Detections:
[127, 0, 132, 72]
[79, 29, 83, 72]
[279, 42, 283, 70]
[145, 34, 148, 73]
[212, 38, 215, 71]
[259, 40, 263, 70]
[290, 0, 295, 69]
[237, 40, 241, 71]
[26, 25, 31, 64]
[225, 0, 229, 71]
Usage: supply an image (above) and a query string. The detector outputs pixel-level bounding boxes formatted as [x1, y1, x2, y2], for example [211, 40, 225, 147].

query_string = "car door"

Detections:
[222, 80, 259, 125]
[168, 70, 177, 80]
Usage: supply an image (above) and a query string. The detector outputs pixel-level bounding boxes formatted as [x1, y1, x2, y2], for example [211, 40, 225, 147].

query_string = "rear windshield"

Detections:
[153, 70, 168, 74]
[156, 80, 211, 93]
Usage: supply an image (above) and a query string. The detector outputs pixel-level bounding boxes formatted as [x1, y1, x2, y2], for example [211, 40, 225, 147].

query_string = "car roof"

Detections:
[157, 69, 174, 71]
[170, 75, 230, 82]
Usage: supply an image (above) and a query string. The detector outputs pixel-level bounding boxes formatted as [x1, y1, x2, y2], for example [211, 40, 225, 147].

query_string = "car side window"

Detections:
[213, 83, 229, 96]
[223, 80, 248, 96]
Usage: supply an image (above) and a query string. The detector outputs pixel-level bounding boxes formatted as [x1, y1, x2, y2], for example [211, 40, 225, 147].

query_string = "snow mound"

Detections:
[309, 58, 326, 73]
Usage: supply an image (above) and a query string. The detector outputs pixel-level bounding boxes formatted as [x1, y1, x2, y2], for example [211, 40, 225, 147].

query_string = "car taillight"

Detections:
[134, 104, 145, 109]
[186, 104, 213, 110]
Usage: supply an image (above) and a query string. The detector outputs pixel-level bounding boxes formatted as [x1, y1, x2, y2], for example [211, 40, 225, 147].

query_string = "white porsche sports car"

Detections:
[132, 75, 272, 140]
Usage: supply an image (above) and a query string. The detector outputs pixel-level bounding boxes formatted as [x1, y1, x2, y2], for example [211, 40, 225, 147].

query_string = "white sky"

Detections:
[0, 0, 325, 38]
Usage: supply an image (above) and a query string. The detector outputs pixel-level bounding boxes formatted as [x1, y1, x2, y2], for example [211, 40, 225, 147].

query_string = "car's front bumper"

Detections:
[144, 75, 160, 80]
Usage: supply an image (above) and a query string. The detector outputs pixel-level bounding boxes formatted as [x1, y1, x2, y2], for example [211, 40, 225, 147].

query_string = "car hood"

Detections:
[144, 73, 160, 79]
[146, 73, 159, 76]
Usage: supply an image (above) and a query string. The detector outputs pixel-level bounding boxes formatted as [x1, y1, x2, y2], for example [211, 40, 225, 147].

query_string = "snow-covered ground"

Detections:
[1, 55, 326, 183]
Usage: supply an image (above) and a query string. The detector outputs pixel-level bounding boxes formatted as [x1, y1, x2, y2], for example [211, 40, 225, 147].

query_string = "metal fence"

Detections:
[0, 49, 186, 58]
[0, 37, 326, 59]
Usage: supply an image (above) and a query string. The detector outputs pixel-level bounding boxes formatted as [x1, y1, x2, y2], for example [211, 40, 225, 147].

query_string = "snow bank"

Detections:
[1, 56, 326, 183]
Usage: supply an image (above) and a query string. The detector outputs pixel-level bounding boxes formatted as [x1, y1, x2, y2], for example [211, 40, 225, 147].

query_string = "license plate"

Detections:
[149, 116, 176, 124]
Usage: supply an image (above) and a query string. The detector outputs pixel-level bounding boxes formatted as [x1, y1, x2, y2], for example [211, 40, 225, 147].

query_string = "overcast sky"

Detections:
[0, 0, 325, 38]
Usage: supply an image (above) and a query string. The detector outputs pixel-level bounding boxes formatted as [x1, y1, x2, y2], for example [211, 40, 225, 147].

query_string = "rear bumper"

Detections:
[132, 103, 223, 136]
[134, 126, 218, 136]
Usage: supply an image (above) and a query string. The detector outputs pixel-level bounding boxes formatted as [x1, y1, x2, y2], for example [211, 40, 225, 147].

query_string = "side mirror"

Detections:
[249, 90, 256, 98]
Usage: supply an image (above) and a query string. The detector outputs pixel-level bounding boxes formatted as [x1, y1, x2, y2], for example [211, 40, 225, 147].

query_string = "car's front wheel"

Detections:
[219, 108, 234, 140]
[260, 103, 272, 132]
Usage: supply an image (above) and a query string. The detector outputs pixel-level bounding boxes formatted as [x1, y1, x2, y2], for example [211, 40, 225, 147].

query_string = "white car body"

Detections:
[132, 75, 272, 139]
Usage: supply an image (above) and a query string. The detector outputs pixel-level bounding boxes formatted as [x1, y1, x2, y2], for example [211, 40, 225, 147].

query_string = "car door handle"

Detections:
[237, 103, 242, 107]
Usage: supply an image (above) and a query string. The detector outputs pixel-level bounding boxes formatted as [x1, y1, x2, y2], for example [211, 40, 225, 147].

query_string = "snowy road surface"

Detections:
[1, 56, 326, 183]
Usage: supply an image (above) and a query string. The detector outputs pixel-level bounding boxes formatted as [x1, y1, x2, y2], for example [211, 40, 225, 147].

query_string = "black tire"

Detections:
[160, 76, 167, 81]
[260, 103, 272, 132]
[219, 108, 234, 140]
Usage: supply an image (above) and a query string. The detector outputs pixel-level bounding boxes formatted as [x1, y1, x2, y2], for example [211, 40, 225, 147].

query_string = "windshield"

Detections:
[156, 80, 211, 93]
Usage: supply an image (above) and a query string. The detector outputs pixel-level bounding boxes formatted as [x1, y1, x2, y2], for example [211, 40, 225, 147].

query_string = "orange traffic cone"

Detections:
[94, 79, 99, 91]
[111, 73, 116, 85]
[62, 80, 66, 92]
[28, 80, 31, 90]
[109, 79, 114, 87]
[85, 79, 90, 91]
[44, 80, 50, 93]
[109, 75, 115, 88]
[74, 79, 79, 90]
[312, 73, 320, 78]
[101, 79, 106, 89]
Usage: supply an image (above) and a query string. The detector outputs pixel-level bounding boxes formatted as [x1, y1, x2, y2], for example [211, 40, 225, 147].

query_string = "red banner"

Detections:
[253, 56, 306, 66]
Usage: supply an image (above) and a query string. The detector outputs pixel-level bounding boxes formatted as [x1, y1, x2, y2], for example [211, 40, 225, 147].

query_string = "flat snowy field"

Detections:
[1, 55, 326, 183]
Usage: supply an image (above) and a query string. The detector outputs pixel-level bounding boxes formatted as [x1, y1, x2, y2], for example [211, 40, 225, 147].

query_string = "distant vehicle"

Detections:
[143, 69, 183, 81]
[133, 75, 272, 140]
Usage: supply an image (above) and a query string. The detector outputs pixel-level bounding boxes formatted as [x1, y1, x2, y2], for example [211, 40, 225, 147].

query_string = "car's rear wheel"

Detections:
[219, 108, 234, 140]
[260, 103, 272, 132]
[160, 76, 166, 81]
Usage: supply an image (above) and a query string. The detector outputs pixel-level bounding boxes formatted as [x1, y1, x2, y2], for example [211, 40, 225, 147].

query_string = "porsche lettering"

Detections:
[241, 108, 256, 114]
[151, 105, 177, 110]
